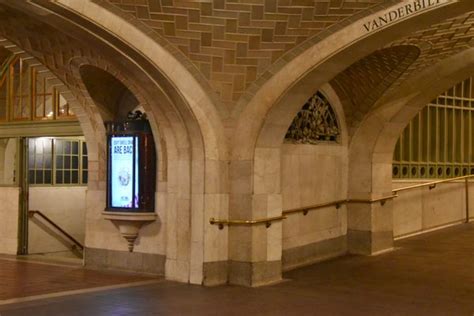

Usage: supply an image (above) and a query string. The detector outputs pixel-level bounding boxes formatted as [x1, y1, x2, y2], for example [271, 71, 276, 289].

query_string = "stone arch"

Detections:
[59, 37, 220, 285]
[65, 57, 192, 281]
[319, 84, 349, 148]
[65, 56, 193, 282]
[0, 1, 229, 285]
[46, 0, 227, 161]
[228, 0, 472, 285]
[0, 37, 109, 260]
[0, 38, 102, 181]
[234, 1, 470, 161]
[25, 2, 231, 283]
[346, 46, 474, 255]
[356, 46, 474, 196]
[330, 45, 420, 133]
[80, 0, 226, 119]
[67, 56, 169, 183]
[78, 64, 140, 120]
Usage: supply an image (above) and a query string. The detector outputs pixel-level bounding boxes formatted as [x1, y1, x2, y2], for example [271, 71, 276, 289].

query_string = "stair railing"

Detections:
[28, 210, 84, 251]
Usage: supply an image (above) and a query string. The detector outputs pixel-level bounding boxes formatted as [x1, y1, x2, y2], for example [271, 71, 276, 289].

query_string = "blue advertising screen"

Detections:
[110, 136, 139, 208]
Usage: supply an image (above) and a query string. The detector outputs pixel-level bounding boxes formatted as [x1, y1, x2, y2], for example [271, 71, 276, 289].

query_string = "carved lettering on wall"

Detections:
[363, 0, 446, 33]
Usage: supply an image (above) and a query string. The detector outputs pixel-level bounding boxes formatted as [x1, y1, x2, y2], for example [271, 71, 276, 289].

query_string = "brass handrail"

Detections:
[393, 174, 474, 224]
[348, 195, 398, 206]
[282, 196, 398, 217]
[29, 210, 84, 251]
[210, 215, 286, 230]
[282, 199, 348, 216]
[209, 175, 474, 230]
[209, 195, 397, 229]
[392, 174, 474, 193]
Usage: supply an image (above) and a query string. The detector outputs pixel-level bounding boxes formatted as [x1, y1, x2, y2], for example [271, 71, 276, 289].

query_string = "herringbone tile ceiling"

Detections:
[330, 11, 474, 131]
[390, 11, 474, 91]
[109, 0, 384, 108]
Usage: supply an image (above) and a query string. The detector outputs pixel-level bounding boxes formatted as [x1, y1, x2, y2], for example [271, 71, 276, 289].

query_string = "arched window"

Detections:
[393, 77, 474, 179]
[285, 91, 340, 144]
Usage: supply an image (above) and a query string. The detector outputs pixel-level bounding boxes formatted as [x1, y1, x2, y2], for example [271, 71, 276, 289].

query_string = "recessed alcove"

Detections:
[79, 65, 139, 120]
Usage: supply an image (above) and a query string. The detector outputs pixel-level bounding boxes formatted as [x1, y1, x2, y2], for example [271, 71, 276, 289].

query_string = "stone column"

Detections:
[228, 193, 282, 286]
[228, 147, 283, 286]
[347, 158, 394, 255]
[347, 200, 394, 255]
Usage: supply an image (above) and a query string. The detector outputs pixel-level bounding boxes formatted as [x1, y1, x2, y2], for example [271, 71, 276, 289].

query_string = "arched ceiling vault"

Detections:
[1, 0, 229, 160]
[331, 45, 420, 134]
[0, 2, 200, 145]
[68, 0, 396, 115]
[381, 10, 474, 103]
[329, 9, 474, 137]
[74, 0, 474, 132]
[2, 0, 474, 146]
[0, 3, 200, 175]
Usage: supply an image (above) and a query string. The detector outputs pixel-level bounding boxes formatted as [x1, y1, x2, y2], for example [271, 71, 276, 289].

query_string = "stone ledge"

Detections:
[348, 229, 393, 255]
[85, 247, 165, 275]
[203, 261, 228, 286]
[229, 260, 281, 287]
[282, 235, 347, 271]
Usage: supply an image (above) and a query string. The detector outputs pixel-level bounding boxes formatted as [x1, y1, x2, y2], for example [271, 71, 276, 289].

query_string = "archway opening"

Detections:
[79, 65, 139, 120]
[0, 51, 88, 263]
[392, 76, 474, 238]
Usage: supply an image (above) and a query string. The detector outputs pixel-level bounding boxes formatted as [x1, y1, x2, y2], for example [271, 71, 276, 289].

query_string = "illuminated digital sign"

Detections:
[105, 114, 156, 213]
[110, 136, 139, 208]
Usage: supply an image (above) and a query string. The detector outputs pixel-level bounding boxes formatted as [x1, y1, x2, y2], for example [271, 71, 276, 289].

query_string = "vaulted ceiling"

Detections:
[88, 0, 474, 130]
[106, 0, 389, 110]
[0, 0, 474, 133]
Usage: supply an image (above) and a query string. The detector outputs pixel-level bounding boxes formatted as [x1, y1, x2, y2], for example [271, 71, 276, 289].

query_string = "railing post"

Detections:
[465, 178, 470, 223]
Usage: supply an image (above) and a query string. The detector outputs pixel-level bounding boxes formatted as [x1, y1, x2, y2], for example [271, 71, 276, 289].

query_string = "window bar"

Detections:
[427, 106, 431, 178]
[470, 78, 473, 174]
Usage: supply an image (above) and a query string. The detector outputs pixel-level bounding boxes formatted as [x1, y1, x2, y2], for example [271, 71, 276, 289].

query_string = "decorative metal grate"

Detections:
[285, 91, 340, 144]
[393, 77, 474, 179]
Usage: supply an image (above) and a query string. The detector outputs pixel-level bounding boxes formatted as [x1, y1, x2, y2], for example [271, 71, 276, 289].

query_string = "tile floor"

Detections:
[1, 223, 474, 315]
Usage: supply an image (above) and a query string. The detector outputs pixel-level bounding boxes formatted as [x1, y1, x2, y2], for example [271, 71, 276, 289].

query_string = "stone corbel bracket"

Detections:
[102, 211, 157, 252]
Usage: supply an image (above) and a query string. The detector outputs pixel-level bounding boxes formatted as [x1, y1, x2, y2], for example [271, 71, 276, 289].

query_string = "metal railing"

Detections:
[28, 210, 84, 250]
[209, 196, 397, 230]
[209, 174, 474, 229]
[393, 174, 474, 193]
[393, 174, 474, 223]
[209, 215, 287, 230]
